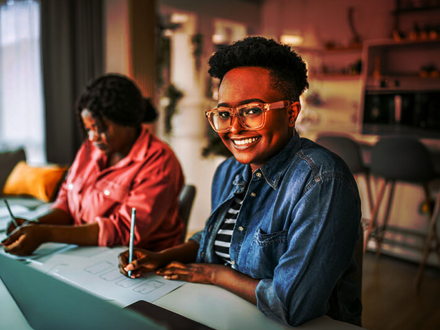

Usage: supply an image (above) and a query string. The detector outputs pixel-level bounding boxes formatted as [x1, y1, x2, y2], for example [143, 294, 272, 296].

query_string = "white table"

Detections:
[0, 246, 364, 330]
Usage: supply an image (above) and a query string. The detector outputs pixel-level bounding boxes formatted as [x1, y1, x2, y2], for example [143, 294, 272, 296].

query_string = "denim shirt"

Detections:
[190, 133, 362, 327]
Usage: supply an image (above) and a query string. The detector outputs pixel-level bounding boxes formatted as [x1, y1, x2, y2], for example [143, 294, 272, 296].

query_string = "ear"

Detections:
[288, 102, 301, 127]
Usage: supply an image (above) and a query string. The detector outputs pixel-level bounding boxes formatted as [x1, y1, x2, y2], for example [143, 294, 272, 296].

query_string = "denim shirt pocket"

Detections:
[245, 227, 288, 278]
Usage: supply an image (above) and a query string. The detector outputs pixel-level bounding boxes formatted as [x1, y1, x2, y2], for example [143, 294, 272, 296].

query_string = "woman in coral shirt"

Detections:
[3, 74, 184, 255]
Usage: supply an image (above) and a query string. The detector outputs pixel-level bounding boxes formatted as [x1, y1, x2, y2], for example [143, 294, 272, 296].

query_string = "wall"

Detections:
[104, 0, 131, 75]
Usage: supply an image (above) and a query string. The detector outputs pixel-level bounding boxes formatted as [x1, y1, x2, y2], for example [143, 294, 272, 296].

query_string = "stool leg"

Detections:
[365, 172, 374, 219]
[415, 185, 440, 290]
[376, 180, 395, 257]
[364, 179, 388, 252]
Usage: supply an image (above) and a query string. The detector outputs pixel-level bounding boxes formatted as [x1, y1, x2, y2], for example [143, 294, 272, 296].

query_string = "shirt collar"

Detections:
[233, 131, 302, 191]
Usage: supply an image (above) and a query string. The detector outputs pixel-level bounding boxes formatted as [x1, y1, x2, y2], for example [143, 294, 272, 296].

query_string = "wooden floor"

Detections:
[362, 252, 440, 330]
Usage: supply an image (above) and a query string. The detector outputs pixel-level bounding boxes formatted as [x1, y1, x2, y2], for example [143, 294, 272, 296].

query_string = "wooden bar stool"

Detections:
[363, 137, 440, 289]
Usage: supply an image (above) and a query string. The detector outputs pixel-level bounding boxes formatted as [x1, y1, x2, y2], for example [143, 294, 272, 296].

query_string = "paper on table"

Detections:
[0, 242, 75, 263]
[44, 249, 185, 306]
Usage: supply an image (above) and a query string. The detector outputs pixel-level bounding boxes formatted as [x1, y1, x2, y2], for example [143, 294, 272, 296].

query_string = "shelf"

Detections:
[296, 44, 363, 55]
[310, 74, 361, 80]
[324, 44, 363, 52]
[366, 38, 440, 49]
[393, 5, 440, 14]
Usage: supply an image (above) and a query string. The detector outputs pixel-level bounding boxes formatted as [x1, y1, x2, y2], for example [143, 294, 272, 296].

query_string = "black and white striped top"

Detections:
[213, 192, 245, 265]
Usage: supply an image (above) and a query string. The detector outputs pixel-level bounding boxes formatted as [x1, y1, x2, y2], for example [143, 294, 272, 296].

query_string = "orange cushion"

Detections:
[3, 161, 68, 202]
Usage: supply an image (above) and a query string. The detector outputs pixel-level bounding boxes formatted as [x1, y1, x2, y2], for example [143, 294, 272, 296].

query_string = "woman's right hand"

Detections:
[6, 217, 29, 235]
[118, 248, 165, 278]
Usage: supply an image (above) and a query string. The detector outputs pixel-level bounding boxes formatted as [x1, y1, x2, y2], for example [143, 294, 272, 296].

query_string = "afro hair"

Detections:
[208, 36, 309, 101]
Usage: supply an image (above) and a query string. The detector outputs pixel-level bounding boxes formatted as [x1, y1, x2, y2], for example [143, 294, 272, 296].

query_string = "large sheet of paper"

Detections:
[0, 241, 75, 263]
[40, 248, 185, 306]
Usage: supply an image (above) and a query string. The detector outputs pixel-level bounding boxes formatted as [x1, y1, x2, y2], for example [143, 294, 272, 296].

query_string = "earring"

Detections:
[289, 121, 294, 124]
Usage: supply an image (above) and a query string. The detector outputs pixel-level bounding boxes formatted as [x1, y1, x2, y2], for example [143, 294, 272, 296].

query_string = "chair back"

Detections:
[178, 184, 196, 243]
[370, 137, 436, 182]
[316, 135, 366, 174]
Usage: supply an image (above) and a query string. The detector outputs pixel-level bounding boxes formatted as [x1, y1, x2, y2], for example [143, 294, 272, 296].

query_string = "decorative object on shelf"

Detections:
[392, 0, 440, 42]
[349, 59, 363, 75]
[164, 84, 183, 135]
[420, 64, 439, 77]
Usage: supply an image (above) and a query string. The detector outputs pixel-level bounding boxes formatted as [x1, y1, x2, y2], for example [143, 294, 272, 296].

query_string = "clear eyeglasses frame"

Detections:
[205, 100, 293, 133]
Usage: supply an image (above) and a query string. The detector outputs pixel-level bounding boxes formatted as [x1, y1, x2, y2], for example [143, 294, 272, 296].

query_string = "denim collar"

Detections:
[232, 131, 302, 191]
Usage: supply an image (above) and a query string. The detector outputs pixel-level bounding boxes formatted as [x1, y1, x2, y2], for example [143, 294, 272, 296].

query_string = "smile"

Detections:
[231, 136, 261, 147]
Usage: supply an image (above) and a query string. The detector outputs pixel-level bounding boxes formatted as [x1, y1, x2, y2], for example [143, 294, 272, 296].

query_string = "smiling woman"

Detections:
[118, 37, 362, 328]
[2, 74, 185, 255]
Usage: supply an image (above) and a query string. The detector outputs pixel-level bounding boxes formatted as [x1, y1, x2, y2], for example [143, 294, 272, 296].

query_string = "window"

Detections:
[0, 0, 45, 163]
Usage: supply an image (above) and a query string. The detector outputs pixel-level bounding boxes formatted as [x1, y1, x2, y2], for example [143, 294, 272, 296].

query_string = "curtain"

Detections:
[0, 0, 45, 163]
[41, 0, 103, 164]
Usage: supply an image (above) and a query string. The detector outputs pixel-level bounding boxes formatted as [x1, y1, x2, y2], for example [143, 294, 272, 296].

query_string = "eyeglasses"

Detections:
[205, 100, 293, 133]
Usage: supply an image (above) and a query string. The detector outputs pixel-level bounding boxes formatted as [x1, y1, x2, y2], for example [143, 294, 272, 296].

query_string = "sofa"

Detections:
[0, 148, 67, 231]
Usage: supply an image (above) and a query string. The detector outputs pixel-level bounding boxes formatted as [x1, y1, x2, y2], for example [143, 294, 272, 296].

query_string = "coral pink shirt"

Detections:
[52, 126, 184, 251]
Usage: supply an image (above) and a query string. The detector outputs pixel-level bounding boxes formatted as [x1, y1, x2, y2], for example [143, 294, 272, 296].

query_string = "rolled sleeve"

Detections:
[189, 231, 203, 244]
[95, 216, 117, 246]
[50, 181, 70, 214]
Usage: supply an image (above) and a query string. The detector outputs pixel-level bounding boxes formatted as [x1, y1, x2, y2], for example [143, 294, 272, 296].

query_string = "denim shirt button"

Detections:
[255, 172, 262, 178]
[201, 252, 205, 258]
[238, 226, 244, 232]
[250, 192, 257, 197]
[231, 260, 235, 265]
[208, 225, 213, 232]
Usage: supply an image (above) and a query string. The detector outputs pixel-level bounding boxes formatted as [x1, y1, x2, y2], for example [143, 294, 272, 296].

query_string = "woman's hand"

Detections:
[118, 248, 166, 278]
[1, 224, 49, 256]
[156, 262, 227, 285]
[6, 217, 30, 235]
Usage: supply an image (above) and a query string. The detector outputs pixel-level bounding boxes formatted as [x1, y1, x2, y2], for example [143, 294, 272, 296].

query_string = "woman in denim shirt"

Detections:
[119, 37, 362, 327]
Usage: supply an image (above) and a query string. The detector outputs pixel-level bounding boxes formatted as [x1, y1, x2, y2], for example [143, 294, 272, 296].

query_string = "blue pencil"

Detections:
[128, 208, 136, 277]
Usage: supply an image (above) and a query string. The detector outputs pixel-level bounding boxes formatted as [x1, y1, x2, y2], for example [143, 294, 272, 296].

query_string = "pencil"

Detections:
[128, 207, 136, 277]
[3, 199, 18, 228]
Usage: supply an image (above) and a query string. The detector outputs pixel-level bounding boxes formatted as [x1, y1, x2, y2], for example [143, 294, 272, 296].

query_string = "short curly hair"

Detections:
[76, 74, 157, 133]
[208, 37, 309, 101]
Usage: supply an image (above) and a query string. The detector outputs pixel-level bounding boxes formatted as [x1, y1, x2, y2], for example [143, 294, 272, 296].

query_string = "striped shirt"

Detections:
[213, 192, 245, 265]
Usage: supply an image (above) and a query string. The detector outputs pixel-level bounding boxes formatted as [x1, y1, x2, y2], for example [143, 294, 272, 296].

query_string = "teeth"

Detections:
[234, 137, 259, 146]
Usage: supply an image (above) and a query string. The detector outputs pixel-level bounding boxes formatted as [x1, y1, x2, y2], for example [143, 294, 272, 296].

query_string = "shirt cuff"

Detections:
[256, 279, 289, 324]
[95, 216, 116, 246]
[50, 200, 69, 214]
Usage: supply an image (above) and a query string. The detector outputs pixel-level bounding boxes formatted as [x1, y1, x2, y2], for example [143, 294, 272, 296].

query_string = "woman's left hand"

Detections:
[156, 262, 227, 285]
[1, 224, 49, 256]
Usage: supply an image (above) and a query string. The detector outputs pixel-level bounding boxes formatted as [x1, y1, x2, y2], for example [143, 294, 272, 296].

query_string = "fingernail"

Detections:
[125, 265, 132, 271]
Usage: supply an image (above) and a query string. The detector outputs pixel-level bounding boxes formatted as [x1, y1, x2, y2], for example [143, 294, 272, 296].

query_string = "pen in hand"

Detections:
[128, 207, 136, 278]
[4, 199, 19, 228]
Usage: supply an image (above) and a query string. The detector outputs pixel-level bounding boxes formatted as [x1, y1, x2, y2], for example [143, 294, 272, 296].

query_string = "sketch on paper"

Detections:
[83, 260, 166, 295]
[40, 250, 185, 306]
